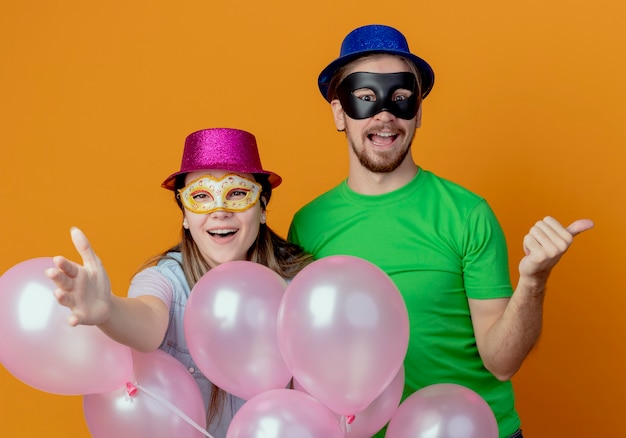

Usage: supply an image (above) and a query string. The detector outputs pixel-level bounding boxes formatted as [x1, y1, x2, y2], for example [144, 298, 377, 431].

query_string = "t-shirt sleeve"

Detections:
[128, 268, 174, 310]
[462, 200, 514, 299]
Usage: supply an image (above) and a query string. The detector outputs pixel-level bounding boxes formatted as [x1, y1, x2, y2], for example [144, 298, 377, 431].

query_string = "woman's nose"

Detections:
[209, 208, 232, 219]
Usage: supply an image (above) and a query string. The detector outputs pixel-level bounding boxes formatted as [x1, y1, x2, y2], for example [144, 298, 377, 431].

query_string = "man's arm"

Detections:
[469, 216, 594, 381]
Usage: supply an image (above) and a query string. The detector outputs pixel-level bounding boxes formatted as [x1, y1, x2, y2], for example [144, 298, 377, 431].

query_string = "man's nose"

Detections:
[374, 108, 396, 122]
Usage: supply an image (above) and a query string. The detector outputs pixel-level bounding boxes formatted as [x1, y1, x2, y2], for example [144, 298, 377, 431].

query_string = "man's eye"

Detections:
[358, 95, 375, 102]
[353, 88, 376, 102]
[393, 90, 413, 102]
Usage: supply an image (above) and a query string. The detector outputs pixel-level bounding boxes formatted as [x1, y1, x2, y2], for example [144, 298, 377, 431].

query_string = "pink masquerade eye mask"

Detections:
[178, 173, 261, 214]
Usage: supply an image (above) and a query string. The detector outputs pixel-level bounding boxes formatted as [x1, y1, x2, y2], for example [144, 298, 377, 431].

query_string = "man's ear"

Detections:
[331, 99, 346, 132]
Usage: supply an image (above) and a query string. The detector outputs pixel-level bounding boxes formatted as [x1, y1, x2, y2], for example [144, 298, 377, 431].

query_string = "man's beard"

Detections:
[347, 125, 413, 173]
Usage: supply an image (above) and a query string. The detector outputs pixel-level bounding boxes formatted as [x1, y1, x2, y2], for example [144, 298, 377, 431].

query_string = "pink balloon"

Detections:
[0, 257, 133, 395]
[344, 365, 405, 437]
[277, 255, 409, 416]
[184, 261, 291, 400]
[226, 389, 344, 438]
[386, 383, 499, 438]
[83, 349, 207, 438]
[294, 366, 405, 438]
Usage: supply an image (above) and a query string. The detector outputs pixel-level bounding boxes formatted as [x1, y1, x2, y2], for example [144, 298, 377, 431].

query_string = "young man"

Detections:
[288, 24, 593, 438]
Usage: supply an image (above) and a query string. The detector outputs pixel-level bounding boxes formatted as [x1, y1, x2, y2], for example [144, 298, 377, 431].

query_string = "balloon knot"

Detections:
[125, 381, 138, 396]
[346, 415, 355, 425]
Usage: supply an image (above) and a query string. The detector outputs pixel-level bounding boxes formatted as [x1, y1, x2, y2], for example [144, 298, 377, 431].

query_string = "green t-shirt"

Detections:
[288, 168, 520, 437]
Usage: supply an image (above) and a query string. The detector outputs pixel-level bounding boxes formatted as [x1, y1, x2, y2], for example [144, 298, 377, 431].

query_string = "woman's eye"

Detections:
[227, 189, 248, 200]
[393, 95, 406, 101]
[191, 191, 213, 203]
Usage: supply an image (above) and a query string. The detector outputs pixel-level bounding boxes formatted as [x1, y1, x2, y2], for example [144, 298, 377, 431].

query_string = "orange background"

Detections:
[1, 1, 624, 436]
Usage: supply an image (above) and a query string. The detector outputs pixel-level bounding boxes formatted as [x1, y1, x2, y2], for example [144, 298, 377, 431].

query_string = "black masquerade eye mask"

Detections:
[336, 72, 419, 120]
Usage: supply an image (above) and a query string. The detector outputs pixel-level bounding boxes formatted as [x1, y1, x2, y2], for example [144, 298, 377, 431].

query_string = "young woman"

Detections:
[46, 127, 312, 436]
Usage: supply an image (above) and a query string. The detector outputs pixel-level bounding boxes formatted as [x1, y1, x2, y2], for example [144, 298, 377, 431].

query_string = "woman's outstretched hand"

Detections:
[45, 227, 113, 326]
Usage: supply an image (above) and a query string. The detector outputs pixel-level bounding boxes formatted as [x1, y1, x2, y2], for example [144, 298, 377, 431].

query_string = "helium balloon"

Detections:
[226, 389, 344, 438]
[185, 261, 291, 400]
[83, 349, 207, 438]
[295, 365, 405, 438]
[386, 383, 498, 438]
[277, 255, 409, 416]
[0, 257, 132, 395]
